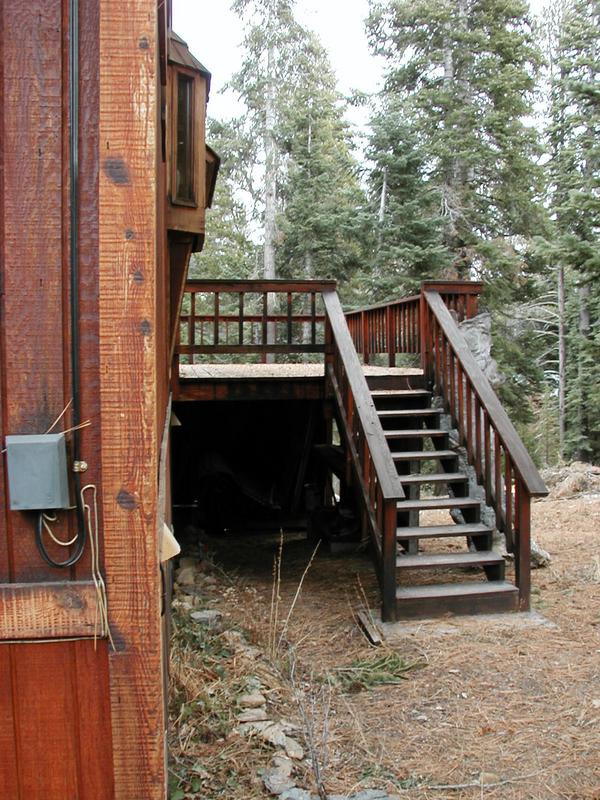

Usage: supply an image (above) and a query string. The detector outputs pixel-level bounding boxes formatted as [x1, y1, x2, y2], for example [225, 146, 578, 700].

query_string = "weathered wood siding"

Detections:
[0, 0, 166, 796]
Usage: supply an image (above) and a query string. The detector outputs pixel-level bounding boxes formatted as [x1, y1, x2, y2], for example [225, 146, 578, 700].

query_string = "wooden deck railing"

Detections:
[345, 281, 483, 366]
[422, 290, 547, 610]
[323, 290, 405, 621]
[176, 279, 335, 361]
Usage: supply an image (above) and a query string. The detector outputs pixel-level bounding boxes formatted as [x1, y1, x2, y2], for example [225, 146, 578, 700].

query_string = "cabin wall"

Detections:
[0, 0, 167, 797]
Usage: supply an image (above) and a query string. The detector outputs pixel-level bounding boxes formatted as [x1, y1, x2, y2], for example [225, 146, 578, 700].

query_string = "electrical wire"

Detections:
[35, 0, 87, 569]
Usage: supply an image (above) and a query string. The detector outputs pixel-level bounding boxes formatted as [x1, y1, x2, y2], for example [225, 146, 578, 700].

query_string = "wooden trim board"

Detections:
[0, 581, 99, 640]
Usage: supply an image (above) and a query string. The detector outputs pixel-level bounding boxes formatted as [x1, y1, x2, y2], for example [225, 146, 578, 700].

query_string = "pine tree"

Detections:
[230, 0, 308, 281]
[541, 0, 600, 463]
[367, 0, 545, 302]
[365, 94, 447, 300]
[189, 119, 257, 281]
[277, 33, 369, 287]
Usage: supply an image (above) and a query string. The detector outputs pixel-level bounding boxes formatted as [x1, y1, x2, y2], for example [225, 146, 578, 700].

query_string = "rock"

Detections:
[237, 708, 268, 723]
[239, 691, 266, 708]
[459, 313, 504, 389]
[352, 791, 392, 800]
[190, 609, 223, 629]
[280, 790, 313, 800]
[221, 630, 246, 650]
[530, 539, 551, 568]
[175, 566, 197, 586]
[284, 736, 304, 760]
[263, 768, 296, 796]
[238, 720, 288, 748]
[272, 755, 293, 777]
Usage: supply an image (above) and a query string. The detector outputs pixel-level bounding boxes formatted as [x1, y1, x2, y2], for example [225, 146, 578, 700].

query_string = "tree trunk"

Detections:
[264, 43, 277, 358]
[558, 264, 566, 459]
[377, 166, 387, 252]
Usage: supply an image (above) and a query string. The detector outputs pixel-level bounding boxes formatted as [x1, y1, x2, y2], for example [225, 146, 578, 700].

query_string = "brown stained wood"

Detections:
[396, 581, 518, 619]
[2, 0, 66, 582]
[11, 643, 80, 799]
[516, 483, 531, 611]
[323, 292, 404, 501]
[186, 279, 336, 293]
[0, 581, 99, 640]
[99, 1, 165, 796]
[0, 650, 18, 798]
[484, 410, 492, 504]
[397, 523, 493, 540]
[424, 292, 547, 496]
[72, 640, 116, 800]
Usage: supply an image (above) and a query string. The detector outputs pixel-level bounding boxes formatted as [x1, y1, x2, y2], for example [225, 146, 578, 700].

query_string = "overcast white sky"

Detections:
[173, 0, 549, 127]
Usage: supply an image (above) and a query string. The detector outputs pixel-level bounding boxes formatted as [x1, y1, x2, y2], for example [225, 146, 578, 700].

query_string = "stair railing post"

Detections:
[515, 478, 531, 611]
[386, 306, 395, 367]
[381, 498, 397, 622]
[419, 287, 431, 379]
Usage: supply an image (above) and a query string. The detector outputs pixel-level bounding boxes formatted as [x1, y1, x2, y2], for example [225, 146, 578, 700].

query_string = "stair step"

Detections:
[397, 523, 492, 540]
[385, 429, 447, 439]
[378, 408, 439, 418]
[397, 497, 480, 512]
[370, 389, 431, 399]
[393, 450, 457, 461]
[396, 551, 504, 569]
[400, 472, 467, 486]
[395, 581, 519, 618]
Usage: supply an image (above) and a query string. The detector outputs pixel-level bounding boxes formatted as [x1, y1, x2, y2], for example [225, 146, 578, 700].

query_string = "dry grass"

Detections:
[170, 494, 600, 799]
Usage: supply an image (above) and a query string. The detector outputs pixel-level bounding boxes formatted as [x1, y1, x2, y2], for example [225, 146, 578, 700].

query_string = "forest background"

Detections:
[181, 0, 599, 468]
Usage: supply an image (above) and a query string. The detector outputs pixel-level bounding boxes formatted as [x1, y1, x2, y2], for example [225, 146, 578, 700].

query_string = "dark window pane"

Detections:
[176, 75, 194, 203]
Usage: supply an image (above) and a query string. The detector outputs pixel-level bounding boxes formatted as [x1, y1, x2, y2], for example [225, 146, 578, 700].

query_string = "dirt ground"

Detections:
[170, 493, 600, 800]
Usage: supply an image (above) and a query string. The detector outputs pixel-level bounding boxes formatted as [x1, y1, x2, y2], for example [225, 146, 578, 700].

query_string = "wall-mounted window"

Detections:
[175, 73, 195, 204]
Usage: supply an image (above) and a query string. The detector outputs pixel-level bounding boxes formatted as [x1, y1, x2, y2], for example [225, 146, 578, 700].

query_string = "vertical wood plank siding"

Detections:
[99, 1, 165, 797]
[0, 0, 117, 797]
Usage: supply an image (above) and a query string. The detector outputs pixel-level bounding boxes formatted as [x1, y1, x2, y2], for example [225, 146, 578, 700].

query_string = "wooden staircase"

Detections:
[369, 374, 518, 618]
[175, 279, 548, 622]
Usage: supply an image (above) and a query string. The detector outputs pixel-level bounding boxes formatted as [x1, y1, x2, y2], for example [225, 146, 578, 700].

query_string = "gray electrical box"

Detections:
[5, 433, 70, 511]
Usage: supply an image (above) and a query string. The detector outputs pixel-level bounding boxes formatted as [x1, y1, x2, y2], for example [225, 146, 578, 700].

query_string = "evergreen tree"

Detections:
[229, 0, 308, 281]
[277, 33, 369, 286]
[189, 119, 257, 281]
[365, 95, 447, 300]
[540, 0, 600, 463]
[367, 0, 544, 302]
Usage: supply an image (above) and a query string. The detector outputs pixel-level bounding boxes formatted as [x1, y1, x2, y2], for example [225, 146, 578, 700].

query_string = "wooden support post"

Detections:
[515, 482, 531, 611]
[381, 500, 397, 622]
[361, 310, 369, 364]
[386, 306, 395, 367]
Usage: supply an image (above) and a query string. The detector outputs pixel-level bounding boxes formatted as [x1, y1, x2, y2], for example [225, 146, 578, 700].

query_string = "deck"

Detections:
[178, 363, 423, 401]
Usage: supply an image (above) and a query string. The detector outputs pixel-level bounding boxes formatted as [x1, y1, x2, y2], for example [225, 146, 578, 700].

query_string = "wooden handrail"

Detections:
[323, 292, 405, 501]
[323, 290, 403, 621]
[184, 279, 337, 293]
[424, 291, 547, 497]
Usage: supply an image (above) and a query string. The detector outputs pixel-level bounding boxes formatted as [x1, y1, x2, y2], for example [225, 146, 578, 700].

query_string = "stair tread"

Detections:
[397, 523, 492, 539]
[400, 472, 467, 485]
[386, 429, 447, 437]
[396, 581, 517, 600]
[371, 389, 431, 398]
[397, 497, 479, 511]
[393, 450, 457, 461]
[378, 408, 439, 417]
[396, 551, 503, 569]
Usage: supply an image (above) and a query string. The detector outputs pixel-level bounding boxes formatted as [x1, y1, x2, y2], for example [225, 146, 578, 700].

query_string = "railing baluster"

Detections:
[475, 398, 482, 482]
[213, 292, 220, 347]
[494, 429, 501, 510]
[287, 292, 293, 345]
[484, 410, 492, 504]
[505, 458, 513, 551]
